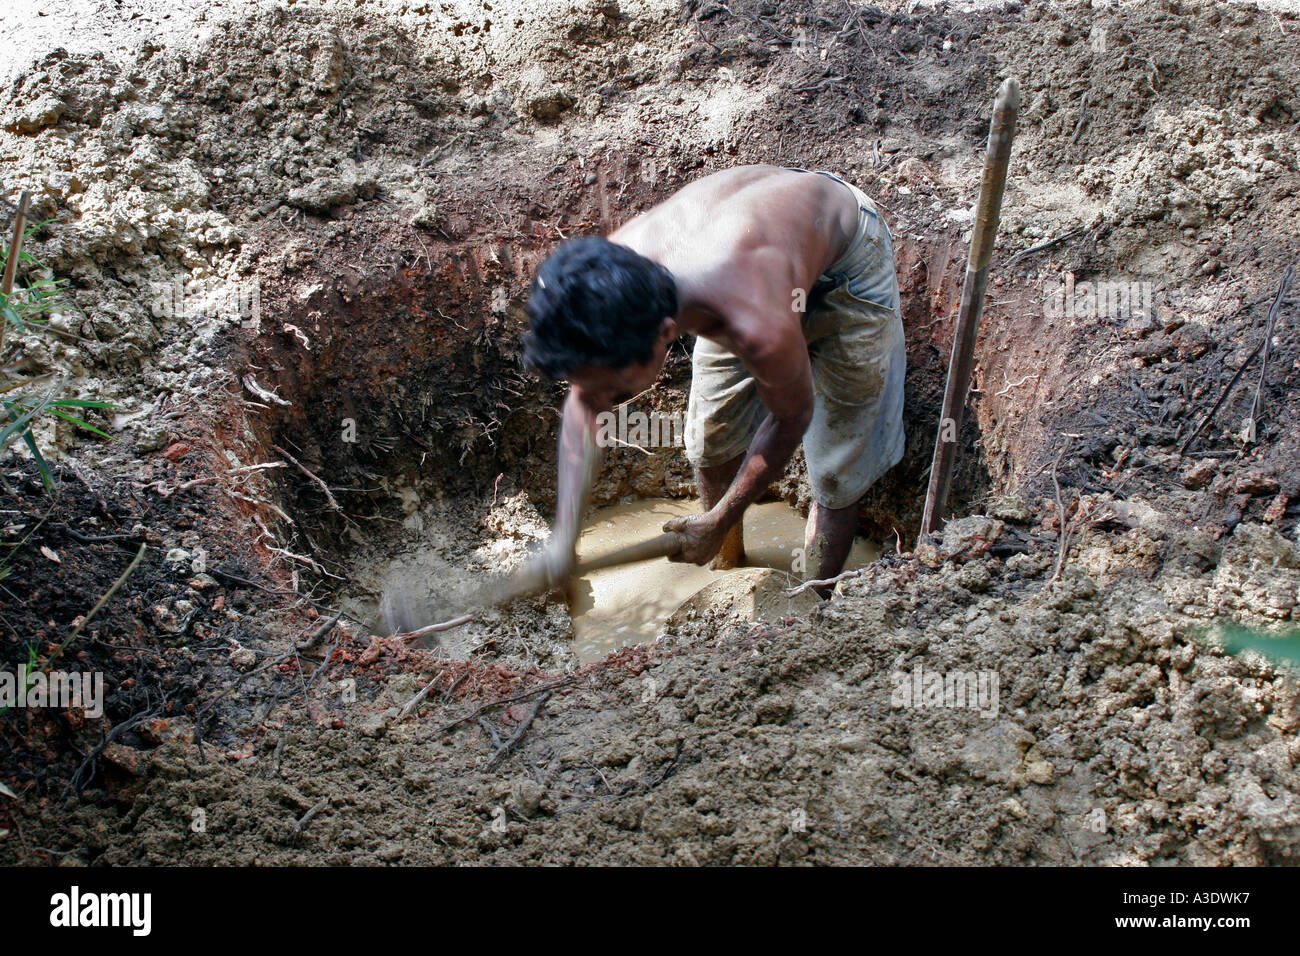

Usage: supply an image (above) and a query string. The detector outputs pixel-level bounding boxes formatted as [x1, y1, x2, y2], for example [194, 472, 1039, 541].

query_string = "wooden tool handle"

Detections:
[483, 531, 684, 609]
[575, 531, 683, 574]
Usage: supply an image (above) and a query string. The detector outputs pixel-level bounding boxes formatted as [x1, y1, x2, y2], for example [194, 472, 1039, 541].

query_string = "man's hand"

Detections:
[663, 511, 732, 566]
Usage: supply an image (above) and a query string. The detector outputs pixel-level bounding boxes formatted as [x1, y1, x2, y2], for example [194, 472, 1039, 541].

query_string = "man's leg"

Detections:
[805, 500, 859, 592]
[697, 453, 746, 569]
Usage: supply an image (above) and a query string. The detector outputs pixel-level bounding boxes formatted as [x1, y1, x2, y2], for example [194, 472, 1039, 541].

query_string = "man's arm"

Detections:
[666, 317, 814, 565]
[540, 387, 604, 584]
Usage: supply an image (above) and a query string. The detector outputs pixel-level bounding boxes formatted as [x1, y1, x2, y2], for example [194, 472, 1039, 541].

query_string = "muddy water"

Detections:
[569, 499, 879, 662]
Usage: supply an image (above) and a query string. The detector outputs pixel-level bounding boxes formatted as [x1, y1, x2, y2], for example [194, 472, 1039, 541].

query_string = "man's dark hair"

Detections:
[522, 236, 678, 380]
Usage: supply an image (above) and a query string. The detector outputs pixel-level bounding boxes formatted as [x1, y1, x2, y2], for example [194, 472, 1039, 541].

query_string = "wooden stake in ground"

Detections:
[0, 190, 33, 358]
[918, 79, 1020, 546]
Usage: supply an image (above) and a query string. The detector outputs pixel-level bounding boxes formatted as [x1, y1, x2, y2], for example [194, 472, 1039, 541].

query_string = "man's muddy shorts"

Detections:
[683, 171, 906, 510]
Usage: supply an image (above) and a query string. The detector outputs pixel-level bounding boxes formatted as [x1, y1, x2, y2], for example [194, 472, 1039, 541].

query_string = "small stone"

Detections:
[139, 718, 171, 746]
[1002, 798, 1028, 819]
[1235, 472, 1280, 497]
[151, 604, 180, 633]
[1182, 460, 1216, 490]
[511, 778, 546, 817]
[358, 712, 388, 739]
[101, 743, 146, 776]
[988, 495, 1032, 524]
[410, 203, 440, 229]
[229, 647, 256, 672]
[1020, 745, 1055, 785]
[188, 573, 218, 591]
[754, 697, 793, 725]
[939, 516, 1005, 562]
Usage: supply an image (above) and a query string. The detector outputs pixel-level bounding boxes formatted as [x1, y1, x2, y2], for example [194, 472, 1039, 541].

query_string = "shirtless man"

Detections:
[521, 164, 906, 590]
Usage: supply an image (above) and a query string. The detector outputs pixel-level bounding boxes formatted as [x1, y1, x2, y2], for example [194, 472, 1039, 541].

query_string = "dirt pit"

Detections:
[361, 496, 879, 666]
[2, 0, 1300, 866]
[334, 493, 881, 669]
[569, 499, 879, 662]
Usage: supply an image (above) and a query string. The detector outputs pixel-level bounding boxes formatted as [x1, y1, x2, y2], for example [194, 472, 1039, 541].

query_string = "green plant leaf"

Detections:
[18, 426, 53, 492]
[50, 399, 114, 409]
[49, 408, 112, 439]
[0, 387, 60, 451]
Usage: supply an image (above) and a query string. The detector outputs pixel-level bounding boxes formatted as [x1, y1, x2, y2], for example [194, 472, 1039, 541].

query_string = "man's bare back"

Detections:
[610, 165, 860, 357]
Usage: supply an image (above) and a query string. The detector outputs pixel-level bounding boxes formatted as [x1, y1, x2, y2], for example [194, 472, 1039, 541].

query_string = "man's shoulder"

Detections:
[672, 164, 804, 205]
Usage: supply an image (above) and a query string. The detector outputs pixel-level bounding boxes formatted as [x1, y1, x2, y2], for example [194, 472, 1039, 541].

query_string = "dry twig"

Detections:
[784, 567, 865, 597]
[397, 669, 445, 721]
[484, 692, 551, 769]
[1181, 266, 1294, 454]
[272, 443, 342, 511]
[437, 676, 575, 735]
[1048, 447, 1072, 586]
[288, 796, 330, 843]
[398, 612, 475, 642]
[55, 541, 147, 663]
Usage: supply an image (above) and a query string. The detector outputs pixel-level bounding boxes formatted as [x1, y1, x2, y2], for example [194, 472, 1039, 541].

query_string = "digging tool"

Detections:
[918, 78, 1020, 546]
[490, 530, 684, 606]
[380, 421, 684, 635]
[382, 528, 684, 636]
